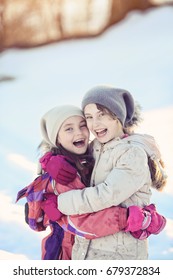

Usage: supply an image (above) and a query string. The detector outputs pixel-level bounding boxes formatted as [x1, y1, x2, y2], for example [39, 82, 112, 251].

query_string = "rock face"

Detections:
[0, 0, 172, 51]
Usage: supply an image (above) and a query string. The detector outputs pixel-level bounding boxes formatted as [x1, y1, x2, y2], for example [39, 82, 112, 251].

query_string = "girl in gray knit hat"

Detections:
[18, 104, 160, 260]
[55, 85, 167, 260]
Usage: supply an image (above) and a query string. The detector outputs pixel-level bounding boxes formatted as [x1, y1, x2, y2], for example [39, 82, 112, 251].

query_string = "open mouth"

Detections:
[73, 139, 85, 147]
[95, 129, 107, 137]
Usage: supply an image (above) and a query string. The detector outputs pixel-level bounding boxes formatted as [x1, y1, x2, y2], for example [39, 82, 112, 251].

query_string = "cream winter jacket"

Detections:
[58, 134, 159, 260]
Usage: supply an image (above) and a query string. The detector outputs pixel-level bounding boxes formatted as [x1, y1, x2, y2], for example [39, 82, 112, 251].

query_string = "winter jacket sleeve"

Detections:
[59, 206, 127, 239]
[58, 146, 150, 215]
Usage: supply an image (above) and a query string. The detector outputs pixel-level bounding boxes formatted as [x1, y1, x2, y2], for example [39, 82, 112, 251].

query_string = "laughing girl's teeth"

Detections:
[73, 139, 85, 147]
[96, 129, 107, 137]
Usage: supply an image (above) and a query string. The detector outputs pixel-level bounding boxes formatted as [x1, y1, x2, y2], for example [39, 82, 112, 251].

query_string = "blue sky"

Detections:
[0, 6, 173, 260]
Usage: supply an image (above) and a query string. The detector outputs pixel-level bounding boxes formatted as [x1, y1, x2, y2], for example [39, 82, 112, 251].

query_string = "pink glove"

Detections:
[41, 193, 63, 222]
[39, 153, 77, 185]
[131, 204, 166, 240]
[125, 205, 151, 232]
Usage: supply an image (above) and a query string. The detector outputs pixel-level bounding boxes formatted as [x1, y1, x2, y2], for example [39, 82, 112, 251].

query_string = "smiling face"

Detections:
[84, 103, 124, 144]
[57, 116, 89, 154]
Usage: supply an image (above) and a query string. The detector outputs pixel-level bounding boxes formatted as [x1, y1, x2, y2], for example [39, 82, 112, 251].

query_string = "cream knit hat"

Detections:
[40, 105, 84, 147]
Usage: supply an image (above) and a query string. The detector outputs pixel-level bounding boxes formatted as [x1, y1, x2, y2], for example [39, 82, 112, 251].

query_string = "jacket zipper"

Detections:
[92, 143, 104, 187]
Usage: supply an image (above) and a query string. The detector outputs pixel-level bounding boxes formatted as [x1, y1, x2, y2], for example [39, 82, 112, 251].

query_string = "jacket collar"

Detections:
[92, 133, 161, 158]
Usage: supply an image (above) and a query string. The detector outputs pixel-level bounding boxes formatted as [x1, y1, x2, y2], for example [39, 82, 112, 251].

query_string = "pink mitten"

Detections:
[39, 153, 77, 185]
[39, 152, 53, 170]
[131, 204, 166, 240]
[125, 205, 151, 232]
[41, 193, 63, 222]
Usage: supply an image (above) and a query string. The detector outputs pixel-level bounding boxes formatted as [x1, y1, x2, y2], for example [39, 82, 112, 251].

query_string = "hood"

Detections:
[127, 133, 162, 160]
[126, 133, 167, 191]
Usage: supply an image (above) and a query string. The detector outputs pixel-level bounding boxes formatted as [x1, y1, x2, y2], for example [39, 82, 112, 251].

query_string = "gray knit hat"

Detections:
[81, 85, 135, 126]
[40, 105, 84, 147]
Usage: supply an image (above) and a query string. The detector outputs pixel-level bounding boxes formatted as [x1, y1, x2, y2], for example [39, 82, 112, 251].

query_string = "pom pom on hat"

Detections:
[81, 85, 135, 126]
[40, 105, 84, 147]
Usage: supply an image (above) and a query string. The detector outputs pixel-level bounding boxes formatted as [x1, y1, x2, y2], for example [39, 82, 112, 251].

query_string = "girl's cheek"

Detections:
[86, 121, 92, 129]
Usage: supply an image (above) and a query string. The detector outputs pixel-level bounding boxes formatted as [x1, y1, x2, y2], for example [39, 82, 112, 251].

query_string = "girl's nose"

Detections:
[76, 127, 83, 135]
[92, 117, 100, 128]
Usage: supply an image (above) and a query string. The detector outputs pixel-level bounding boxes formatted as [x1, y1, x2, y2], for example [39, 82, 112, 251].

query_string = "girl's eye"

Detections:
[85, 116, 92, 120]
[98, 112, 105, 118]
[80, 124, 87, 128]
[65, 127, 73, 132]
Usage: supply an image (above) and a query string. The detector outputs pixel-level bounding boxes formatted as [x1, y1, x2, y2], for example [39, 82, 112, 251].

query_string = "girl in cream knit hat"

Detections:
[37, 100, 165, 260]
[17, 103, 163, 260]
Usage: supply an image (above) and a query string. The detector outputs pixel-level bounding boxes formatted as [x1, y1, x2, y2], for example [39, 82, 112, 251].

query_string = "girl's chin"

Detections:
[95, 133, 107, 140]
[96, 135, 114, 144]
[73, 147, 88, 154]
